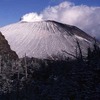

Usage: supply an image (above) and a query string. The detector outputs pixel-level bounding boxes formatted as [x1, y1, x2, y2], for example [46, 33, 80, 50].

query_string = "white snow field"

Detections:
[0, 20, 94, 59]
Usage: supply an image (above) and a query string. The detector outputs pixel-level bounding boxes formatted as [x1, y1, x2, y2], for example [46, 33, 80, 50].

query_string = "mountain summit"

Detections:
[0, 20, 95, 59]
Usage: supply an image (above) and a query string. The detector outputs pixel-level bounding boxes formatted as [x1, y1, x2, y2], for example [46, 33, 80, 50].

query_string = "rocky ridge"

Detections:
[0, 32, 18, 59]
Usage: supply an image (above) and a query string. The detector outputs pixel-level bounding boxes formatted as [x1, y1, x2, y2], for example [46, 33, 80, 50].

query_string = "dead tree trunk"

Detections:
[24, 54, 28, 79]
[76, 39, 83, 61]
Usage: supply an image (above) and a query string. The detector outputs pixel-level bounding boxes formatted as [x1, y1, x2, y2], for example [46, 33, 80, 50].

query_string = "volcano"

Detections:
[0, 20, 95, 59]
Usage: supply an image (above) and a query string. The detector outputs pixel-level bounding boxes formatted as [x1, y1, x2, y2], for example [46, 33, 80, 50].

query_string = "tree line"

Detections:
[0, 42, 100, 100]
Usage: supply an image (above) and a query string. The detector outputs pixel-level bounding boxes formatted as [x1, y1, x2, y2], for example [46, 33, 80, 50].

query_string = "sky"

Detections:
[0, 0, 100, 26]
[0, 0, 100, 39]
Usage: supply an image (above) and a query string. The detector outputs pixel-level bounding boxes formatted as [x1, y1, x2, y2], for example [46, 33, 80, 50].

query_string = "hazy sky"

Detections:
[0, 0, 100, 26]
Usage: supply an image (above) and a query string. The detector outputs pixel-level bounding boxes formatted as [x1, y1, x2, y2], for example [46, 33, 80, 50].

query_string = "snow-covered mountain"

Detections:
[0, 20, 95, 59]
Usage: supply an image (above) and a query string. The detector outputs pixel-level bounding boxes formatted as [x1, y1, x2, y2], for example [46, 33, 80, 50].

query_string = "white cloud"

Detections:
[21, 12, 43, 22]
[21, 1, 100, 39]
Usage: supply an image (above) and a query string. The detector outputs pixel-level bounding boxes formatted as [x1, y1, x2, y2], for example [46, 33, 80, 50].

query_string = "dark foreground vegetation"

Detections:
[0, 44, 100, 100]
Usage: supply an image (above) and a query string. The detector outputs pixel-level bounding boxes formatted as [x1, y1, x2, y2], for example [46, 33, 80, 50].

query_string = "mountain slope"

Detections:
[0, 20, 95, 59]
[0, 32, 18, 59]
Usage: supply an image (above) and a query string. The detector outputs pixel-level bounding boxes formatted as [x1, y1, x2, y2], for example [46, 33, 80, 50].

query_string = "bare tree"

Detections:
[24, 53, 28, 79]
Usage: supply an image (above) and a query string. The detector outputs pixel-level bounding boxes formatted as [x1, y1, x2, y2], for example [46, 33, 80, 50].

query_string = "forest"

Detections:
[0, 43, 100, 100]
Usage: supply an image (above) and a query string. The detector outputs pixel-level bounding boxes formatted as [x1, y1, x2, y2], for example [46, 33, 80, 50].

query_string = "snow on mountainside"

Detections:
[0, 20, 95, 59]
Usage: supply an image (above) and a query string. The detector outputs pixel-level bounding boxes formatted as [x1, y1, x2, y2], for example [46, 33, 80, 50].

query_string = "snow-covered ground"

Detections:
[0, 20, 94, 59]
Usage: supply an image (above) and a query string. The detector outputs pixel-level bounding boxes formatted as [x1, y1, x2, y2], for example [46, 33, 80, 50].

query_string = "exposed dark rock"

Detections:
[0, 32, 18, 59]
